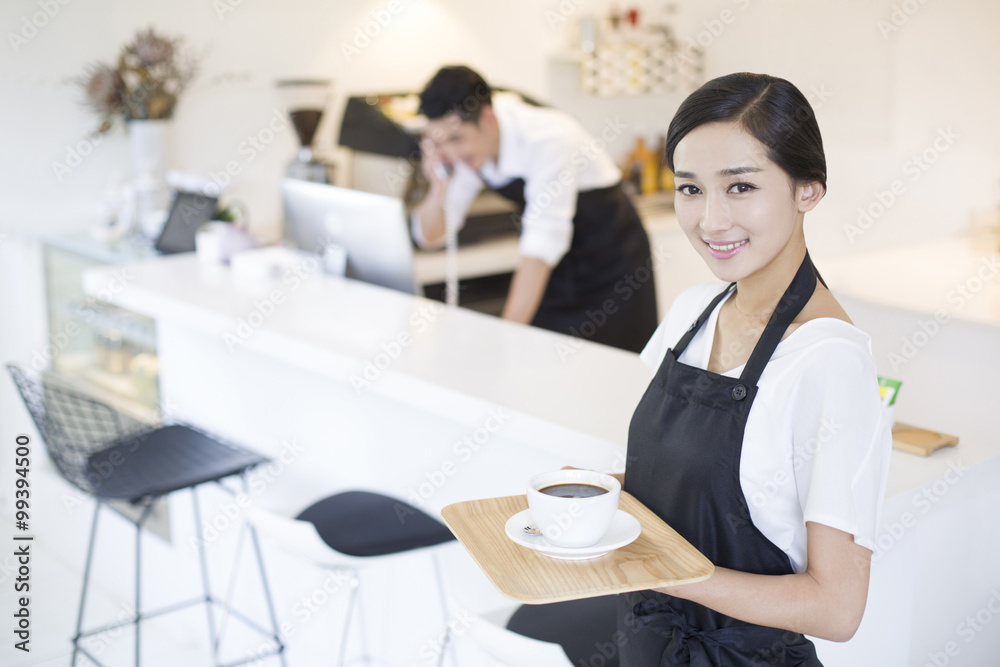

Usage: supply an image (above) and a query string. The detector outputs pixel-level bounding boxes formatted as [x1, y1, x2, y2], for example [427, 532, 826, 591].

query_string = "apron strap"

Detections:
[671, 282, 736, 357]
[739, 252, 818, 385]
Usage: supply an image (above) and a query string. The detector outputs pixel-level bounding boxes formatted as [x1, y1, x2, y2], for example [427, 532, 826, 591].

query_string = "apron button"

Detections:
[732, 384, 747, 400]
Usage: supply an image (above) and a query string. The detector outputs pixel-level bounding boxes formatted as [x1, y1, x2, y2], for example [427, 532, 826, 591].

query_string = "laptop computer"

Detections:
[280, 179, 419, 295]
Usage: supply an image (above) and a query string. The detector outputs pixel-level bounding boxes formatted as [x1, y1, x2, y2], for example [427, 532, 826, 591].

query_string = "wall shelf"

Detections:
[580, 40, 703, 96]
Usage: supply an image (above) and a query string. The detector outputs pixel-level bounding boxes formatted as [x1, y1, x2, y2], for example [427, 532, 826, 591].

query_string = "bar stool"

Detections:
[6, 364, 286, 666]
[248, 490, 457, 666]
[447, 596, 620, 667]
[505, 596, 621, 667]
[445, 599, 574, 667]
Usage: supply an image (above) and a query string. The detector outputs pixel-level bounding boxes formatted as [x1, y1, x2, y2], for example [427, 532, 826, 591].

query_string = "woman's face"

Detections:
[671, 121, 810, 283]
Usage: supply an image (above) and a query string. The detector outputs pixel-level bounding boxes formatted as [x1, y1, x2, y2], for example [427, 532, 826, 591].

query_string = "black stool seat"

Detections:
[507, 595, 620, 667]
[88, 424, 269, 502]
[296, 490, 456, 557]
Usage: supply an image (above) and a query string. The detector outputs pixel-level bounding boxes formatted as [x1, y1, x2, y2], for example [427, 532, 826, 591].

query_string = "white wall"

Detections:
[0, 0, 563, 238]
[3, 0, 999, 249]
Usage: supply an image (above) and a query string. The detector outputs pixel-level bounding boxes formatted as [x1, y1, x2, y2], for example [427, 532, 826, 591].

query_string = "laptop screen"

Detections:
[281, 179, 418, 295]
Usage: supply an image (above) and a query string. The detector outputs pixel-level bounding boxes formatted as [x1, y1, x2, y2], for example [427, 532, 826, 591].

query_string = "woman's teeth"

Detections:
[707, 240, 748, 252]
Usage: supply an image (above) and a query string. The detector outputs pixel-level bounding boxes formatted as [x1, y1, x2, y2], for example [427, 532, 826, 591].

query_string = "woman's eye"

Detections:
[677, 184, 701, 196]
[729, 182, 757, 194]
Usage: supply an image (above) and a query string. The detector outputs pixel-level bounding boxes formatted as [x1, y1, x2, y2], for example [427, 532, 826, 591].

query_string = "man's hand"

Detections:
[413, 134, 452, 247]
[420, 135, 450, 190]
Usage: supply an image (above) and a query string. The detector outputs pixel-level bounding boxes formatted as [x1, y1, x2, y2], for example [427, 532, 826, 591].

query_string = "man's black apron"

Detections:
[492, 179, 658, 353]
[620, 252, 825, 666]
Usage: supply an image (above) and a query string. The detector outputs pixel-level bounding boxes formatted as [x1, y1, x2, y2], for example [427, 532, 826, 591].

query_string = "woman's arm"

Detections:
[654, 521, 871, 642]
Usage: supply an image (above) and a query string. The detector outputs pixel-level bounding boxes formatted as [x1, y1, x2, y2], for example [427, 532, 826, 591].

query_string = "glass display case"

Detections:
[42, 233, 161, 416]
[41, 232, 171, 538]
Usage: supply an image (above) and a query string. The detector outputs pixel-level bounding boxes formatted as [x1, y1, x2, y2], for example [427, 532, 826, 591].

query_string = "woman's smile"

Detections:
[704, 238, 749, 258]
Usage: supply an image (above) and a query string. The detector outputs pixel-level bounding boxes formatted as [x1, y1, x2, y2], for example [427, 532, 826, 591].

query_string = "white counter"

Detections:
[820, 226, 1000, 328]
[83, 253, 648, 451]
[81, 247, 1000, 666]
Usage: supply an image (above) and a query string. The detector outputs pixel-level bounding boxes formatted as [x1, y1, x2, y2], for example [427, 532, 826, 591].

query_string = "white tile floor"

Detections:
[1, 507, 287, 667]
[0, 501, 517, 667]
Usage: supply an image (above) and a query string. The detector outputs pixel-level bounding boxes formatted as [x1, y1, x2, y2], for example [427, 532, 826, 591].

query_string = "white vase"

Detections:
[127, 119, 171, 239]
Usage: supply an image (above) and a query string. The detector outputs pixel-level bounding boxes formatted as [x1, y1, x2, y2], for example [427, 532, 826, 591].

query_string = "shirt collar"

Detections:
[481, 94, 521, 181]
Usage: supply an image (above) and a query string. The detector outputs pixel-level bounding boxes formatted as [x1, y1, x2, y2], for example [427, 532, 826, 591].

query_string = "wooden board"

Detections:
[441, 492, 714, 604]
[892, 422, 959, 457]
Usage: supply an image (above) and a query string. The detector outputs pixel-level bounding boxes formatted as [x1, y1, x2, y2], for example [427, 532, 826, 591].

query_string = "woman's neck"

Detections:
[732, 234, 808, 318]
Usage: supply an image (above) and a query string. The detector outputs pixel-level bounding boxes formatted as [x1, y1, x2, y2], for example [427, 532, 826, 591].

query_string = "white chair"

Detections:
[243, 490, 457, 667]
[446, 599, 574, 667]
[448, 595, 623, 667]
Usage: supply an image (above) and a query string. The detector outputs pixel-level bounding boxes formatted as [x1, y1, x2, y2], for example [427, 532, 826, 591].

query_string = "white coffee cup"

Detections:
[526, 469, 621, 548]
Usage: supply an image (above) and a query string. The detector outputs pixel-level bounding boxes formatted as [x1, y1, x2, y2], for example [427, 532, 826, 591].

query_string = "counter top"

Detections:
[821, 227, 1000, 327]
[83, 254, 649, 450]
[412, 204, 679, 285]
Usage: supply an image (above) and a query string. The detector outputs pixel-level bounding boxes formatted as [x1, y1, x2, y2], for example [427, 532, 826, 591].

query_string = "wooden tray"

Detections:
[892, 422, 959, 457]
[441, 491, 714, 604]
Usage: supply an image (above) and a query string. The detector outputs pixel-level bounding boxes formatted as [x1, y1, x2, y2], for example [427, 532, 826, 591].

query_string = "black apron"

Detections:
[620, 252, 825, 666]
[492, 178, 658, 353]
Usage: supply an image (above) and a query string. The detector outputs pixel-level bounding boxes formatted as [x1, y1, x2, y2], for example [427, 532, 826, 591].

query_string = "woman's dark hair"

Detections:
[418, 65, 493, 123]
[665, 73, 827, 192]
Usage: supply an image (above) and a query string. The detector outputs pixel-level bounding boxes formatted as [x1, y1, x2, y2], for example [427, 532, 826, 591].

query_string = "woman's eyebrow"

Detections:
[672, 166, 763, 179]
[718, 166, 762, 177]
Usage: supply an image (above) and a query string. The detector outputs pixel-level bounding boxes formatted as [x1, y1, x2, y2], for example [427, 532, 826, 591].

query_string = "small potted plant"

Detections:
[196, 201, 255, 266]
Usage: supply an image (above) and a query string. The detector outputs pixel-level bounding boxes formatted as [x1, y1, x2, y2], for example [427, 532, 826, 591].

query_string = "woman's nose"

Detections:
[699, 194, 732, 233]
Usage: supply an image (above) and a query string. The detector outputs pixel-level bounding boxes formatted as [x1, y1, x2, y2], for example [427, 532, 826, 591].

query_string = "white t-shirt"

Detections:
[412, 93, 622, 266]
[639, 283, 893, 573]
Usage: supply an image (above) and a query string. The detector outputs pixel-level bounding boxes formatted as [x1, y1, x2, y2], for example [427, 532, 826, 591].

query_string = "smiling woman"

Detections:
[618, 73, 892, 666]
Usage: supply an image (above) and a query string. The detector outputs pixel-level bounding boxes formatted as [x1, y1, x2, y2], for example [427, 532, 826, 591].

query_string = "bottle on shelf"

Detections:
[656, 135, 675, 193]
[622, 137, 659, 196]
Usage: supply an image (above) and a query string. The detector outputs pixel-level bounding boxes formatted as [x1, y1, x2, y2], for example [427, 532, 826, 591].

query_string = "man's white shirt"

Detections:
[412, 93, 621, 266]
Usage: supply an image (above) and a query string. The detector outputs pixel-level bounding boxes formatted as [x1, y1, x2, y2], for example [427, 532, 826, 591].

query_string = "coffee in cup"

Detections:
[526, 469, 621, 548]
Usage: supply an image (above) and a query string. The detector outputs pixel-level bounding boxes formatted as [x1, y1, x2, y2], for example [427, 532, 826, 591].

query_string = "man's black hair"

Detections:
[418, 65, 493, 123]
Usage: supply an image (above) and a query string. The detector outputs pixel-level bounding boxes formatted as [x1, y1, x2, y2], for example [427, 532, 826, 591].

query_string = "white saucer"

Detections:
[504, 509, 641, 560]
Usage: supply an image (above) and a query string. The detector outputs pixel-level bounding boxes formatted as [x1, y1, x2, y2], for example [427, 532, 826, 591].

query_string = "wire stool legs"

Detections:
[68, 482, 286, 666]
[72, 501, 102, 666]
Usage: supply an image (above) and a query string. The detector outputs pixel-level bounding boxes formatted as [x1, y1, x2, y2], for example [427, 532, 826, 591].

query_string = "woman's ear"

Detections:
[796, 181, 825, 213]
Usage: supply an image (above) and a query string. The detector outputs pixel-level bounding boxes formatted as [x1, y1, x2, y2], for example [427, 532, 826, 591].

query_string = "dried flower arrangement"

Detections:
[79, 28, 198, 134]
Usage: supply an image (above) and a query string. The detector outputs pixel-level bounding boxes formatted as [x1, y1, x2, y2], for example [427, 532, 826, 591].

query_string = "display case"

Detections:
[42, 232, 163, 417]
[41, 232, 172, 537]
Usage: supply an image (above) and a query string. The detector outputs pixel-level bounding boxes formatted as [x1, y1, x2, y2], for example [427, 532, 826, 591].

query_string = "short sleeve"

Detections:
[790, 339, 892, 552]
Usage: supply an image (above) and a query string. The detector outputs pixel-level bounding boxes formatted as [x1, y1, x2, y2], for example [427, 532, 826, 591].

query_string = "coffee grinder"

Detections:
[276, 79, 335, 184]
